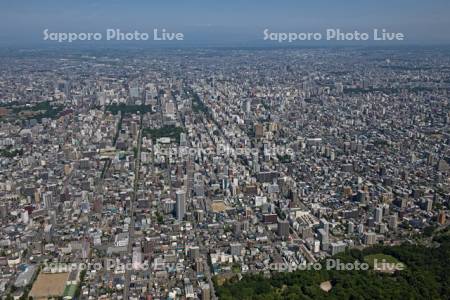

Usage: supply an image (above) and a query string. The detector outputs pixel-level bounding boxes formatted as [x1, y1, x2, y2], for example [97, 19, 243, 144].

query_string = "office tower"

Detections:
[233, 221, 242, 237]
[43, 191, 53, 209]
[195, 209, 204, 223]
[347, 221, 354, 234]
[383, 204, 390, 216]
[318, 228, 329, 251]
[162, 198, 176, 214]
[363, 232, 377, 245]
[242, 220, 250, 231]
[375, 207, 383, 223]
[421, 199, 433, 212]
[195, 258, 204, 273]
[201, 283, 211, 300]
[357, 223, 364, 234]
[277, 220, 290, 238]
[0, 203, 7, 220]
[319, 218, 329, 235]
[389, 213, 398, 230]
[176, 190, 186, 221]
[180, 132, 187, 146]
[331, 241, 346, 255]
[44, 224, 53, 242]
[194, 183, 205, 197]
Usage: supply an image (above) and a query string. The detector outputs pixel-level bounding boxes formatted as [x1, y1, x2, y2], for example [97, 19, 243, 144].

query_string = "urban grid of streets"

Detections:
[0, 47, 449, 299]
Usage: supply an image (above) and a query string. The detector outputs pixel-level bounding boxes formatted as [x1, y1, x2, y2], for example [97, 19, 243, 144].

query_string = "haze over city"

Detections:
[1, 0, 450, 46]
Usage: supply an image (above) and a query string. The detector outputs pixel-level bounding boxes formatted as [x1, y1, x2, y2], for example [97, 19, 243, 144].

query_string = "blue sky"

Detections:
[0, 0, 449, 46]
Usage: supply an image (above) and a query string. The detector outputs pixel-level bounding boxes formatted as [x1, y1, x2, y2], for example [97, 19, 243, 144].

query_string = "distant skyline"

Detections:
[1, 0, 450, 47]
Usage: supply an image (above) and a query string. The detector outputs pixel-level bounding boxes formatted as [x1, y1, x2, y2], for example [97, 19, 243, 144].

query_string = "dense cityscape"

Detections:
[0, 47, 449, 299]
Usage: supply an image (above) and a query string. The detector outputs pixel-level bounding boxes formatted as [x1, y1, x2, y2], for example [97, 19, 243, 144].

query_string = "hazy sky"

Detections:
[1, 0, 449, 46]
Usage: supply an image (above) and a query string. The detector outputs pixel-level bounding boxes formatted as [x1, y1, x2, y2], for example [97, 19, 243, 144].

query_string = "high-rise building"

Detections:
[330, 241, 346, 255]
[319, 218, 330, 235]
[201, 283, 211, 300]
[0, 203, 7, 220]
[180, 132, 187, 146]
[162, 198, 176, 214]
[347, 221, 354, 234]
[318, 228, 329, 251]
[195, 209, 205, 223]
[233, 221, 242, 237]
[363, 232, 377, 245]
[195, 258, 204, 273]
[277, 220, 290, 238]
[43, 191, 53, 209]
[176, 190, 186, 221]
[375, 207, 383, 223]
[357, 223, 364, 234]
[421, 199, 433, 212]
[389, 213, 398, 230]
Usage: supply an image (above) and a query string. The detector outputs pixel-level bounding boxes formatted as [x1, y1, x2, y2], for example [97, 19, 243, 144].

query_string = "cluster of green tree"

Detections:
[0, 148, 23, 158]
[344, 87, 401, 94]
[2, 101, 64, 122]
[33, 106, 64, 122]
[155, 211, 164, 224]
[344, 86, 438, 95]
[260, 101, 270, 111]
[277, 154, 292, 163]
[105, 103, 151, 115]
[0, 101, 21, 108]
[143, 125, 184, 143]
[74, 269, 87, 299]
[215, 231, 450, 300]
